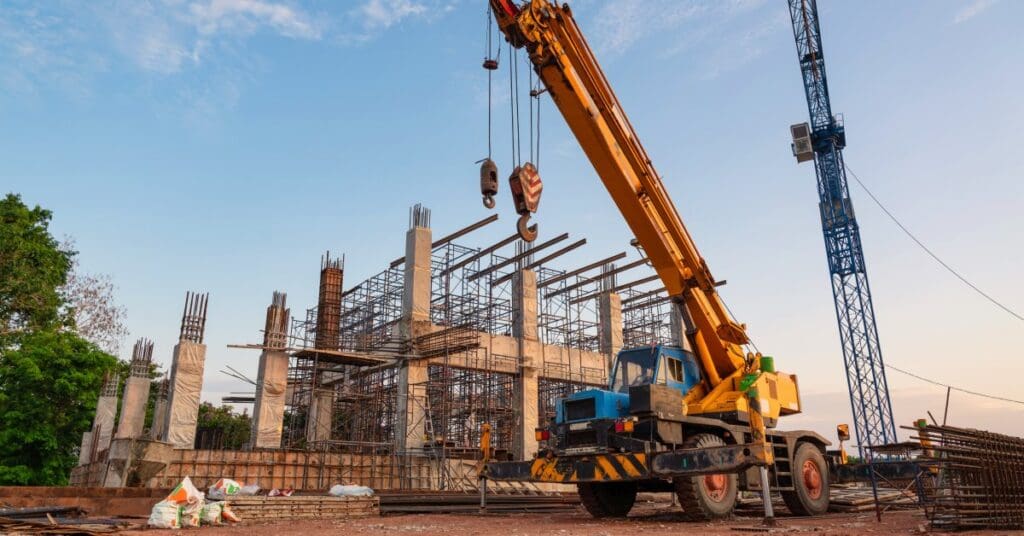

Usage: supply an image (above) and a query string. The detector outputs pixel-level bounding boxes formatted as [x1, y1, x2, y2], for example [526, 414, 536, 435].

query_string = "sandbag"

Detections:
[328, 484, 374, 497]
[208, 478, 242, 500]
[147, 500, 183, 529]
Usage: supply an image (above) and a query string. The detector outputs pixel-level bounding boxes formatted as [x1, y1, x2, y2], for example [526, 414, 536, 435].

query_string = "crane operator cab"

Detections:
[550, 345, 702, 452]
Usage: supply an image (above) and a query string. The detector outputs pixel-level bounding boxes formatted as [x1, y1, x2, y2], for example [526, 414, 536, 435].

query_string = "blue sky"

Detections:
[3, 0, 1022, 442]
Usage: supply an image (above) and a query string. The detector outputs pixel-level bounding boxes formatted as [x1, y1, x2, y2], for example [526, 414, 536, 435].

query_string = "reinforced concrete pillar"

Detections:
[88, 371, 120, 459]
[78, 431, 94, 465]
[397, 205, 431, 452]
[251, 292, 290, 449]
[164, 292, 209, 449]
[149, 379, 169, 441]
[513, 269, 540, 460]
[306, 388, 335, 444]
[670, 303, 695, 353]
[116, 339, 154, 440]
[598, 291, 624, 376]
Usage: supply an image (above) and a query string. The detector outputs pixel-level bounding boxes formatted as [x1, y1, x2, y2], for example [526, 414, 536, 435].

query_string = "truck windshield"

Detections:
[611, 351, 658, 393]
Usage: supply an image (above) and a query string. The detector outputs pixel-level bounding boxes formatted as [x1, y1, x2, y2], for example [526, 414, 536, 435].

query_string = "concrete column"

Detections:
[670, 304, 695, 352]
[149, 379, 169, 441]
[115, 377, 151, 440]
[251, 292, 290, 449]
[116, 339, 154, 440]
[306, 388, 334, 444]
[397, 213, 431, 453]
[598, 292, 624, 376]
[91, 373, 120, 457]
[78, 431, 94, 465]
[164, 341, 207, 449]
[513, 270, 540, 460]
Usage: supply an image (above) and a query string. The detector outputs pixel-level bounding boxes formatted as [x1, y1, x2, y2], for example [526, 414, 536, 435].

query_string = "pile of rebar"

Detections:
[904, 423, 1024, 530]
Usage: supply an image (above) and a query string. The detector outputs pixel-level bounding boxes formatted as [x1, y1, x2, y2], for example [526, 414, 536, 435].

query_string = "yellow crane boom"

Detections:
[489, 0, 801, 461]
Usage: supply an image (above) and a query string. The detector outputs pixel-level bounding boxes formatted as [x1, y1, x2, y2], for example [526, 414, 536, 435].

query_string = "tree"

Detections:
[0, 194, 73, 336]
[0, 194, 122, 485]
[196, 403, 251, 450]
[0, 330, 117, 485]
[61, 239, 129, 355]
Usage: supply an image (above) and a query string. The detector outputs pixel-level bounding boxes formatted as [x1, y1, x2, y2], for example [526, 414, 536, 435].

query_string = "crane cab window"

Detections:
[664, 358, 684, 383]
[611, 351, 658, 393]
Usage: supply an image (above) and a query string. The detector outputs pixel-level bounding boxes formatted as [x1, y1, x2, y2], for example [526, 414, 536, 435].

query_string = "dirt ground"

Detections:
[122, 501, 1024, 536]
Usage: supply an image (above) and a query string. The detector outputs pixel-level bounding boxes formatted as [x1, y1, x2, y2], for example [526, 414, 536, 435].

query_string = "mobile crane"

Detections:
[481, 0, 831, 520]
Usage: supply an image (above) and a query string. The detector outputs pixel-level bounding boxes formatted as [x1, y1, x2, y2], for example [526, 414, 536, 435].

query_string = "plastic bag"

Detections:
[208, 478, 242, 500]
[200, 502, 224, 526]
[220, 502, 241, 523]
[328, 484, 374, 497]
[268, 488, 294, 497]
[165, 476, 204, 506]
[147, 500, 183, 529]
[180, 500, 203, 528]
[238, 483, 261, 496]
[160, 477, 205, 528]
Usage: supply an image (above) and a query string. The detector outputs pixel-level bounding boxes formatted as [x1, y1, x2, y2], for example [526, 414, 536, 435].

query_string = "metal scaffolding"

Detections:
[264, 213, 656, 491]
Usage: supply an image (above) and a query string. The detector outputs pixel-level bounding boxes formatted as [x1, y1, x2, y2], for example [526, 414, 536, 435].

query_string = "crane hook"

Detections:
[517, 215, 538, 242]
[480, 158, 499, 209]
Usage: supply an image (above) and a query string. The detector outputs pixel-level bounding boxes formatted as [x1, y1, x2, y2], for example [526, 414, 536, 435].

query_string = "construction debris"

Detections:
[905, 423, 1024, 530]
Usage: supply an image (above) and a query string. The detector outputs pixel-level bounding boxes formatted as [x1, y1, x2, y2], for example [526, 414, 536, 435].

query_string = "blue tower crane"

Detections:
[786, 0, 897, 456]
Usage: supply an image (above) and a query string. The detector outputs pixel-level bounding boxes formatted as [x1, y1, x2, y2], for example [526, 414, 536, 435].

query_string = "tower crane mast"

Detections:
[787, 0, 897, 454]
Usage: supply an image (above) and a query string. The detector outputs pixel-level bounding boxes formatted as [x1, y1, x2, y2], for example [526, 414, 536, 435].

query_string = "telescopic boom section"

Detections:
[490, 0, 747, 381]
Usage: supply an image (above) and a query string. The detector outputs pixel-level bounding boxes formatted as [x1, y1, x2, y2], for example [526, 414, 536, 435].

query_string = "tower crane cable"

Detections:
[844, 163, 1024, 323]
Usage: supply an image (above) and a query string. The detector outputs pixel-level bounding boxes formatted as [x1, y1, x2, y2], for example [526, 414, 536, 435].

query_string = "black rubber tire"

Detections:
[675, 434, 738, 521]
[577, 481, 638, 518]
[781, 442, 830, 516]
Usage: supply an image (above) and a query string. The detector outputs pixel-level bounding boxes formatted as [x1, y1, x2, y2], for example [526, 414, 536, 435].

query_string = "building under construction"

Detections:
[71, 204, 684, 492]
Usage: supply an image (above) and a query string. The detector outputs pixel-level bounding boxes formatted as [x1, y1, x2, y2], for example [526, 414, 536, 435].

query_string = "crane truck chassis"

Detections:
[482, 345, 831, 519]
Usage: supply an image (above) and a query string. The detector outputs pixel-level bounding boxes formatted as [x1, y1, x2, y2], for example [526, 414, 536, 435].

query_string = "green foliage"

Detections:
[197, 403, 251, 450]
[0, 330, 117, 485]
[0, 193, 74, 336]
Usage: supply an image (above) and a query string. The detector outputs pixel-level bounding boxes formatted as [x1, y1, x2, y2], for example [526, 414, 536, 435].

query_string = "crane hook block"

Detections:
[509, 162, 542, 242]
[508, 162, 542, 215]
[480, 158, 499, 209]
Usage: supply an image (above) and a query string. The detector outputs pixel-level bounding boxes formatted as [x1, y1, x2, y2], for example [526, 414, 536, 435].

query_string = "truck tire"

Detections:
[675, 433, 738, 520]
[577, 482, 637, 518]
[781, 442, 830, 516]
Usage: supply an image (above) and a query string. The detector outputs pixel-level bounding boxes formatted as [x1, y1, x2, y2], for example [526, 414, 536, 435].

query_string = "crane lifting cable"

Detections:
[479, 5, 499, 209]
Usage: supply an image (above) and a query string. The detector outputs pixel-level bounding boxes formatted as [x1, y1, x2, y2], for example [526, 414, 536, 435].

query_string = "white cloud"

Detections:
[359, 0, 428, 31]
[953, 0, 999, 24]
[189, 0, 321, 39]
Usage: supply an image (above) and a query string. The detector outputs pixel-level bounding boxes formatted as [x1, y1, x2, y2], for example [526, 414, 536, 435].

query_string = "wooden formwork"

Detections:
[227, 495, 379, 522]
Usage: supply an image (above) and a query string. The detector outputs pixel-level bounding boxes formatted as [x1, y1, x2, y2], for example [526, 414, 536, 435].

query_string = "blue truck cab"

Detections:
[555, 345, 702, 426]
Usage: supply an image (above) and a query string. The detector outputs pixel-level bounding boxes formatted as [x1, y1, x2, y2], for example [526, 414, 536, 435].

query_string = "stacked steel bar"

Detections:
[904, 423, 1024, 530]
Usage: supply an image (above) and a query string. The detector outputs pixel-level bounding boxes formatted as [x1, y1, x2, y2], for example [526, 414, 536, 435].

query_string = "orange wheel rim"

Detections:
[802, 459, 823, 500]
[703, 474, 728, 502]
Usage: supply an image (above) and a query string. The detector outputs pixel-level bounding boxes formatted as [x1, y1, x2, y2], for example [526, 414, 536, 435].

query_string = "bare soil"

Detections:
[123, 501, 1023, 535]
